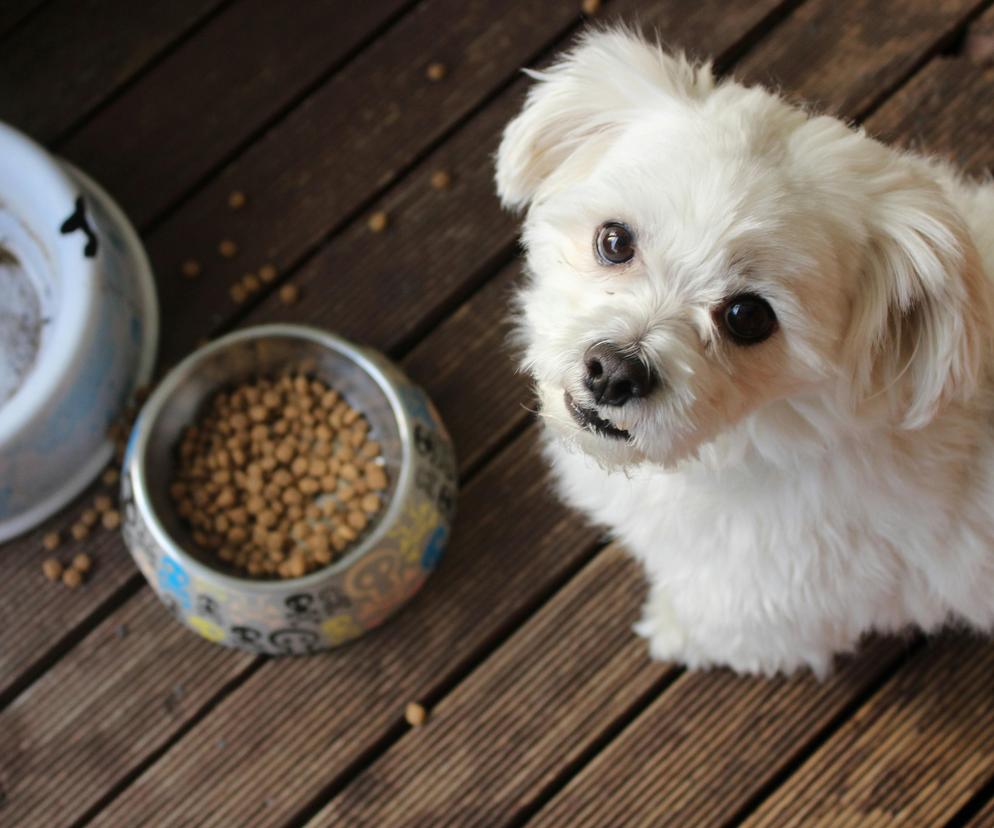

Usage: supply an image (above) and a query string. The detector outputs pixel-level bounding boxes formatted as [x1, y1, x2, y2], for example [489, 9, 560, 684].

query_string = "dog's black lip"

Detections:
[564, 391, 630, 440]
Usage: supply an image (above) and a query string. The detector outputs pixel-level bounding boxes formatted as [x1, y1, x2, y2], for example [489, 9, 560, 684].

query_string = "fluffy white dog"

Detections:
[495, 27, 994, 676]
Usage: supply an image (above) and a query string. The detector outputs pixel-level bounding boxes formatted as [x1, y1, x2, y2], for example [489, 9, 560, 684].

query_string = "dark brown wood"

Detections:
[734, 0, 985, 118]
[59, 0, 414, 228]
[968, 793, 994, 826]
[742, 638, 994, 827]
[0, 591, 254, 827]
[0, 0, 226, 142]
[309, 546, 672, 827]
[529, 636, 905, 828]
[90, 428, 597, 828]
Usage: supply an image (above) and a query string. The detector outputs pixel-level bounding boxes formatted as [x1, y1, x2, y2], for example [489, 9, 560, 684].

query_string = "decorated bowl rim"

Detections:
[128, 323, 418, 594]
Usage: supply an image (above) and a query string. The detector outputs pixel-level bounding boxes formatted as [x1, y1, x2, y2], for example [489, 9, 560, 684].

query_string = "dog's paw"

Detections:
[634, 589, 686, 662]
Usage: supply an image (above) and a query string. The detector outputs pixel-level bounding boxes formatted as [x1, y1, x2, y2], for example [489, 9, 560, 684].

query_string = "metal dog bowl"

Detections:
[120, 324, 456, 655]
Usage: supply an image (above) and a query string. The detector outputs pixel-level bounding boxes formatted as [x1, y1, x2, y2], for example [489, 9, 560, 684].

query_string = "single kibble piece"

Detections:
[229, 283, 247, 304]
[62, 567, 83, 589]
[242, 273, 261, 293]
[219, 239, 238, 258]
[71, 522, 89, 541]
[581, 0, 601, 13]
[258, 263, 278, 283]
[42, 531, 60, 551]
[405, 702, 428, 727]
[430, 170, 452, 190]
[72, 552, 93, 573]
[367, 211, 389, 233]
[228, 190, 247, 210]
[181, 259, 201, 279]
[102, 510, 122, 530]
[279, 283, 299, 305]
[102, 467, 120, 486]
[425, 61, 447, 81]
[42, 558, 63, 581]
[80, 508, 98, 527]
[94, 494, 113, 513]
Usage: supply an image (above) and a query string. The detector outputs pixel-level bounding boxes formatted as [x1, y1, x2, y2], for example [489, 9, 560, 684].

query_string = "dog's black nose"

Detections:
[583, 343, 656, 406]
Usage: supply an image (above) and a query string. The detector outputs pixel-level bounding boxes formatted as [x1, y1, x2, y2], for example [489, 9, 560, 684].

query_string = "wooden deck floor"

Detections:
[2, 1, 994, 825]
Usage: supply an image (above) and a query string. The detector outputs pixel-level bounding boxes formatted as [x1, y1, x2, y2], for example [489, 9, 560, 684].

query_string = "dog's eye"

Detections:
[595, 222, 635, 265]
[722, 294, 777, 344]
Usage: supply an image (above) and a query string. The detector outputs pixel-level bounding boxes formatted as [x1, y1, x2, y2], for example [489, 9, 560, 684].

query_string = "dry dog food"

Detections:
[425, 61, 447, 81]
[278, 283, 299, 305]
[430, 170, 452, 191]
[228, 190, 247, 210]
[218, 239, 238, 258]
[367, 211, 389, 233]
[405, 702, 428, 727]
[169, 374, 389, 579]
[258, 263, 278, 283]
[181, 259, 202, 279]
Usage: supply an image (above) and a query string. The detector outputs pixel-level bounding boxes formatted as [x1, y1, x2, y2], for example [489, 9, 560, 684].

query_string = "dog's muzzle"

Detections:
[564, 391, 630, 440]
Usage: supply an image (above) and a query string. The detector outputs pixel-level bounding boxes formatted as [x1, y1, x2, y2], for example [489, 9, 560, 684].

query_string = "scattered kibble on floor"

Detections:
[71, 522, 89, 541]
[218, 239, 238, 258]
[181, 259, 201, 279]
[42, 558, 63, 581]
[94, 494, 112, 513]
[102, 467, 120, 486]
[405, 702, 428, 727]
[258, 263, 278, 283]
[169, 374, 389, 579]
[102, 510, 121, 531]
[80, 508, 98, 527]
[72, 552, 93, 573]
[242, 273, 261, 293]
[425, 61, 447, 81]
[279, 283, 299, 305]
[42, 531, 60, 551]
[227, 190, 247, 210]
[229, 283, 247, 304]
[367, 210, 388, 233]
[581, 0, 601, 14]
[62, 568, 83, 589]
[430, 170, 452, 190]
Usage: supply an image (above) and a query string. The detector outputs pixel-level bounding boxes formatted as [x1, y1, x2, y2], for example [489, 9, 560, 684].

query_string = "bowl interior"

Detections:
[140, 331, 403, 578]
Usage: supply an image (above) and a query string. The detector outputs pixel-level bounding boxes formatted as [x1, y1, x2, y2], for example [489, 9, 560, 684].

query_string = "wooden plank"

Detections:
[0, 0, 225, 143]
[308, 546, 672, 827]
[143, 0, 584, 367]
[0, 590, 254, 827]
[735, 0, 984, 117]
[529, 637, 905, 828]
[867, 4, 994, 176]
[741, 638, 994, 827]
[89, 427, 599, 828]
[968, 794, 994, 826]
[59, 0, 415, 228]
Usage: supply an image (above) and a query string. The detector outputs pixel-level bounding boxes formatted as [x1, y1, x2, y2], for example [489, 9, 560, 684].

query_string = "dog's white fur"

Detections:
[495, 27, 994, 676]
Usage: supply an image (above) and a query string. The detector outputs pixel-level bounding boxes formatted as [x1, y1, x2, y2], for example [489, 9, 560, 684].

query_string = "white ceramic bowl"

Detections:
[0, 122, 158, 542]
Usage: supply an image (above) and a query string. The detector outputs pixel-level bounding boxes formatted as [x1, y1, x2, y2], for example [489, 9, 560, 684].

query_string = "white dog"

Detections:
[495, 27, 994, 676]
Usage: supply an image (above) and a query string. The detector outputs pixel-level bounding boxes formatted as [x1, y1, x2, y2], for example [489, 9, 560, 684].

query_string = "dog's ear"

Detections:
[844, 165, 990, 428]
[495, 27, 714, 211]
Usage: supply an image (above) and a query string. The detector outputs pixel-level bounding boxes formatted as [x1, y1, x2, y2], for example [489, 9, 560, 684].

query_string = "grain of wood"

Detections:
[530, 637, 904, 828]
[0, 590, 253, 827]
[734, 0, 985, 118]
[0, 0, 225, 142]
[90, 429, 597, 828]
[308, 546, 670, 827]
[741, 638, 994, 827]
[59, 0, 413, 227]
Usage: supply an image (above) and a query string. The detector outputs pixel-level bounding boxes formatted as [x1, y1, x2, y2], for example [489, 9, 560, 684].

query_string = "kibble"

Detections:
[219, 239, 238, 258]
[169, 374, 389, 578]
[102, 467, 120, 486]
[72, 552, 93, 573]
[80, 509, 98, 527]
[62, 567, 83, 589]
[405, 702, 428, 727]
[42, 531, 60, 551]
[242, 273, 261, 294]
[426, 61, 447, 81]
[181, 259, 202, 279]
[102, 510, 121, 531]
[229, 283, 247, 304]
[259, 263, 278, 283]
[71, 522, 89, 541]
[279, 283, 299, 305]
[430, 170, 452, 190]
[228, 190, 247, 210]
[581, 0, 601, 13]
[94, 494, 113, 513]
[42, 558, 63, 581]
[367, 210, 389, 233]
